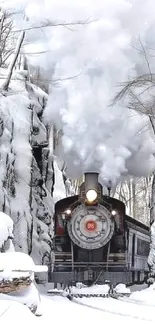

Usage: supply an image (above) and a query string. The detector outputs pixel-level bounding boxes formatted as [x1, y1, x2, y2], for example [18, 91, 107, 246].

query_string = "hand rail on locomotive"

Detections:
[54, 262, 127, 266]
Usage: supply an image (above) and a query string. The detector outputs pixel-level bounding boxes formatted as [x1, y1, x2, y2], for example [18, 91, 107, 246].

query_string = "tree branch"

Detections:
[138, 37, 152, 80]
[12, 18, 97, 33]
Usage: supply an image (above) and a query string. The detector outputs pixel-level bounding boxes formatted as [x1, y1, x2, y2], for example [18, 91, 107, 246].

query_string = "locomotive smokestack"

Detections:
[84, 172, 99, 193]
[107, 180, 112, 197]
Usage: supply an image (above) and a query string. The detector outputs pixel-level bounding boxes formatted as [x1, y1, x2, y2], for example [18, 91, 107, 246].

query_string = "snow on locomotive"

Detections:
[49, 173, 150, 287]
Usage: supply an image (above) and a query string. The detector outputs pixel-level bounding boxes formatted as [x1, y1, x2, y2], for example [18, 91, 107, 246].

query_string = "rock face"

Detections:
[0, 68, 74, 268]
[0, 69, 54, 265]
[0, 275, 32, 294]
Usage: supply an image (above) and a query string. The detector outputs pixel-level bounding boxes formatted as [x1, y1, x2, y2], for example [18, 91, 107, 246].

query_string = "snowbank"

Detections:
[0, 300, 38, 325]
[114, 283, 131, 294]
[0, 252, 35, 272]
[0, 283, 40, 314]
[53, 159, 66, 203]
[69, 283, 110, 295]
[41, 294, 155, 325]
[0, 212, 14, 250]
[0, 252, 48, 273]
[0, 252, 47, 315]
[68, 282, 131, 295]
[129, 283, 155, 305]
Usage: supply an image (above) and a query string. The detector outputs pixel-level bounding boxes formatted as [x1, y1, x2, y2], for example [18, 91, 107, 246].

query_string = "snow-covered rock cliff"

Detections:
[0, 68, 67, 265]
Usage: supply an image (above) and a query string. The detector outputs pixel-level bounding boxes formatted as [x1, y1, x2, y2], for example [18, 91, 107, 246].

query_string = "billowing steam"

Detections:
[3, 0, 155, 184]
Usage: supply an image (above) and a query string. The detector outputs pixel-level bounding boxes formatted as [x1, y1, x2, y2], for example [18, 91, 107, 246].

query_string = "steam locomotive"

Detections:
[49, 173, 150, 287]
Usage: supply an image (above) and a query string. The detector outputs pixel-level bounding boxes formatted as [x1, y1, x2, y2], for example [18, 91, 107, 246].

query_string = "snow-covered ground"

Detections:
[0, 236, 153, 325]
[36, 285, 155, 325]
[0, 300, 38, 325]
[1, 283, 155, 325]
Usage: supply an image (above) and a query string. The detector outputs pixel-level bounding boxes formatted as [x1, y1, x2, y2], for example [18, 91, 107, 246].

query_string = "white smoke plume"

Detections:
[3, 0, 155, 185]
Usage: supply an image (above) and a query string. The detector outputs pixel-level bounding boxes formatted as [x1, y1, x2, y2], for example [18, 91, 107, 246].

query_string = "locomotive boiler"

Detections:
[49, 172, 150, 287]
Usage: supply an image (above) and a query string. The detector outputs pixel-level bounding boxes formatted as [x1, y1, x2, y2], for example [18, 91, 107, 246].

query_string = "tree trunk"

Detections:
[131, 179, 136, 218]
[148, 172, 155, 280]
[2, 31, 25, 91]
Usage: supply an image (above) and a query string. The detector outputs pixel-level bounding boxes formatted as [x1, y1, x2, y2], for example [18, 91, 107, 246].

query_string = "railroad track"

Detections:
[70, 296, 155, 322]
[113, 295, 155, 308]
[47, 289, 129, 299]
[47, 290, 155, 322]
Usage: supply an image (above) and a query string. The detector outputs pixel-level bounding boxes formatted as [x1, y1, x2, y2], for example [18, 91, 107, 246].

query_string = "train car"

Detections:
[49, 172, 150, 287]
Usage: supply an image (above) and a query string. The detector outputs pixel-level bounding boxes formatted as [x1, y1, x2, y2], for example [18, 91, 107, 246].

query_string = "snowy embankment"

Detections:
[0, 67, 54, 263]
[68, 282, 130, 295]
[1, 282, 155, 325]
[68, 283, 155, 323]
[0, 211, 14, 252]
[73, 296, 155, 322]
[0, 252, 47, 316]
[0, 67, 72, 265]
[0, 301, 38, 325]
[40, 290, 155, 325]
[129, 283, 155, 306]
[38, 283, 155, 325]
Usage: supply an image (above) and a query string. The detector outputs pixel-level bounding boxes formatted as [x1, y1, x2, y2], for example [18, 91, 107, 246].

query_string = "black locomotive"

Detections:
[49, 172, 150, 287]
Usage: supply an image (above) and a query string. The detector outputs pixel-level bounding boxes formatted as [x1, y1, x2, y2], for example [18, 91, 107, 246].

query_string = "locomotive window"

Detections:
[137, 238, 150, 256]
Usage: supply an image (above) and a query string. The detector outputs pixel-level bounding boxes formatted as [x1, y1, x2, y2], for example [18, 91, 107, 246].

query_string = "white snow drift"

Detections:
[0, 212, 14, 251]
[0, 252, 47, 315]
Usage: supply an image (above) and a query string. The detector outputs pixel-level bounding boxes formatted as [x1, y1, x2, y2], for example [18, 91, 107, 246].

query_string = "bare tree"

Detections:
[2, 31, 25, 91]
[0, 8, 16, 68]
[0, 8, 26, 91]
[115, 177, 151, 225]
[112, 40, 155, 280]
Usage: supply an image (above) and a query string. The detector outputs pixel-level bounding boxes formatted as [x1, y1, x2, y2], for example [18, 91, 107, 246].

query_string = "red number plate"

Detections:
[85, 220, 96, 231]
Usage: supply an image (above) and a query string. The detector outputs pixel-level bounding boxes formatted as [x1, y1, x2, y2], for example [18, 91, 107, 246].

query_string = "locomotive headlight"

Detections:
[65, 209, 71, 215]
[86, 189, 97, 202]
[111, 210, 117, 216]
